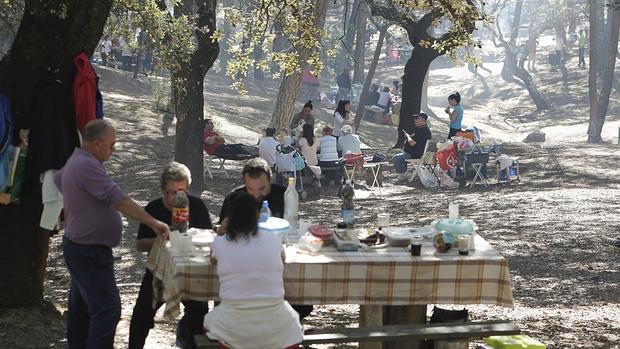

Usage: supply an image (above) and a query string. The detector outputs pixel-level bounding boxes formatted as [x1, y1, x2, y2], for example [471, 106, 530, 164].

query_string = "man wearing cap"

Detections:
[392, 113, 432, 181]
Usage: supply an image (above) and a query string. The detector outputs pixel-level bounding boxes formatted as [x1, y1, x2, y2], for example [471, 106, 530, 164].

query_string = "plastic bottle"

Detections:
[283, 177, 299, 242]
[171, 190, 189, 233]
[341, 180, 355, 228]
[259, 200, 271, 223]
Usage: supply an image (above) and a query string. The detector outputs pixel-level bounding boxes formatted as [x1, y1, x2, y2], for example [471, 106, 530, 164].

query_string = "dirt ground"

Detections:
[1, 45, 619, 349]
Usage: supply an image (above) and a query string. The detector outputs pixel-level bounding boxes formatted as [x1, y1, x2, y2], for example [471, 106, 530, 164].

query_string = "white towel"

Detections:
[204, 298, 303, 349]
[40, 170, 63, 230]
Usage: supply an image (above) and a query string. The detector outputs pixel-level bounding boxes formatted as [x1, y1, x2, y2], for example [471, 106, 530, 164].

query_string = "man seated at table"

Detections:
[218, 157, 314, 324]
[128, 162, 213, 349]
[337, 125, 361, 156]
[203, 119, 255, 158]
[392, 113, 432, 181]
[258, 127, 279, 168]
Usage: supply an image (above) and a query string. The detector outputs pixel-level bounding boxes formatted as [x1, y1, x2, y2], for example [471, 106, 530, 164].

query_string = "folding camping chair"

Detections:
[204, 154, 228, 179]
[463, 151, 490, 187]
[406, 140, 430, 182]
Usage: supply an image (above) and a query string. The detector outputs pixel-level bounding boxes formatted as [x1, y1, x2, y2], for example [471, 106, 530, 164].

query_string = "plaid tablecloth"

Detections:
[146, 234, 513, 319]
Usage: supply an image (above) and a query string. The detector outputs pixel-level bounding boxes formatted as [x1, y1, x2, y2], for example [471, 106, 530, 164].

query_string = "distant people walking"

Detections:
[445, 92, 463, 139]
[336, 68, 352, 103]
[332, 100, 353, 137]
[101, 36, 112, 66]
[578, 29, 587, 69]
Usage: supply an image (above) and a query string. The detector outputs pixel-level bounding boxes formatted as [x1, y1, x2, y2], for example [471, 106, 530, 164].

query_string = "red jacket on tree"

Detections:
[72, 52, 97, 133]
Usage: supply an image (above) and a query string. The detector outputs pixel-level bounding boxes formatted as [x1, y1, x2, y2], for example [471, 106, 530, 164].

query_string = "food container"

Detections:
[258, 217, 290, 243]
[308, 225, 335, 241]
[432, 218, 475, 235]
[331, 228, 359, 251]
[383, 228, 412, 247]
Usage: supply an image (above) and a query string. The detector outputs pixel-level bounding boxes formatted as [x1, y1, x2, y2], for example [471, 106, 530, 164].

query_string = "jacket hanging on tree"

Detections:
[0, 94, 13, 191]
[72, 52, 97, 133]
[25, 80, 80, 189]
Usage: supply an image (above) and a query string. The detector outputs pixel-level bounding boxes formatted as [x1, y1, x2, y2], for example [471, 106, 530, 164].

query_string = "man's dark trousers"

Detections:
[128, 269, 207, 349]
[63, 237, 121, 349]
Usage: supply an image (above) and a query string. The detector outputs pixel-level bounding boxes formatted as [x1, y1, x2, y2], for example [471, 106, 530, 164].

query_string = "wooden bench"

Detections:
[195, 320, 520, 348]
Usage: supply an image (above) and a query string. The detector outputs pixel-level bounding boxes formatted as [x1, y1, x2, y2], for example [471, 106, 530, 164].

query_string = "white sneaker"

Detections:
[397, 173, 409, 181]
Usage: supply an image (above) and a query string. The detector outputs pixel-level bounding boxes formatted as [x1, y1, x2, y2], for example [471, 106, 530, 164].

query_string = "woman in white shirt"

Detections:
[204, 192, 303, 349]
[332, 100, 353, 137]
[297, 124, 318, 166]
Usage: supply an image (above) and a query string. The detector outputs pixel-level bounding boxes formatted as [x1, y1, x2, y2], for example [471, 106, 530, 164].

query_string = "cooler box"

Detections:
[486, 335, 546, 349]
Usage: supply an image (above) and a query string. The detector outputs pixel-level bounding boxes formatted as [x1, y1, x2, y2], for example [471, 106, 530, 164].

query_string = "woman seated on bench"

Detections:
[204, 192, 303, 349]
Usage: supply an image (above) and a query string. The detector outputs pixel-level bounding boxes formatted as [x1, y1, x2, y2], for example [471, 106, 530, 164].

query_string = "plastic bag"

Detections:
[438, 171, 459, 189]
[418, 165, 438, 188]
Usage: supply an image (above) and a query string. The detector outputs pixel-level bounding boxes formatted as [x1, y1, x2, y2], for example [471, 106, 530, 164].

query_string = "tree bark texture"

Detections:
[336, 0, 362, 73]
[172, 0, 219, 195]
[352, 1, 369, 83]
[269, 0, 327, 131]
[396, 46, 437, 148]
[587, 0, 620, 143]
[0, 0, 113, 307]
[497, 0, 549, 111]
[354, 23, 388, 127]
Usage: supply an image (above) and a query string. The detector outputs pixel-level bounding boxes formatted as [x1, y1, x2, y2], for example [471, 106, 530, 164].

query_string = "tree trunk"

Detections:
[253, 42, 264, 80]
[0, 0, 113, 308]
[218, 21, 231, 75]
[587, 0, 620, 143]
[421, 70, 436, 118]
[172, 0, 219, 195]
[336, 0, 362, 73]
[395, 47, 437, 148]
[354, 23, 388, 127]
[352, 2, 369, 83]
[499, 0, 548, 111]
[269, 0, 327, 131]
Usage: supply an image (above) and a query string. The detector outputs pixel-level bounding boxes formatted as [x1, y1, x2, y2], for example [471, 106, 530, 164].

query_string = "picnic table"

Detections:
[147, 232, 514, 348]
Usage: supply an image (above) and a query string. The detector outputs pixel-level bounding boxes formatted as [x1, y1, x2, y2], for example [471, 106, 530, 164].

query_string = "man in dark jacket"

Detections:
[336, 68, 352, 103]
[392, 113, 432, 181]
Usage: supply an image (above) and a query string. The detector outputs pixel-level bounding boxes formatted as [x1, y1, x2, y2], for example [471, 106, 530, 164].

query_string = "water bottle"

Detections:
[171, 190, 189, 233]
[341, 180, 355, 228]
[283, 177, 299, 242]
[259, 200, 271, 223]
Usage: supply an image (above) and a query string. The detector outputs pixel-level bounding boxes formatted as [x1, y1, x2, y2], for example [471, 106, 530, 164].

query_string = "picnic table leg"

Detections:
[359, 305, 383, 349]
[383, 305, 427, 349]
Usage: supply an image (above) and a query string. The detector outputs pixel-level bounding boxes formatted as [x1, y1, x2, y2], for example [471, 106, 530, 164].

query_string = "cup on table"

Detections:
[457, 235, 470, 255]
[410, 236, 423, 256]
[298, 219, 312, 236]
[449, 202, 459, 219]
[377, 213, 390, 228]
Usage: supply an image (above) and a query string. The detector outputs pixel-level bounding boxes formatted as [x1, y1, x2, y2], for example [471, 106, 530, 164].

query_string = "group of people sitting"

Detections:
[204, 99, 362, 187]
[130, 158, 312, 349]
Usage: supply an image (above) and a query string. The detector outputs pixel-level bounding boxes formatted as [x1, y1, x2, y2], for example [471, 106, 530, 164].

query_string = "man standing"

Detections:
[578, 29, 587, 69]
[336, 68, 352, 104]
[129, 162, 212, 349]
[218, 158, 314, 322]
[54, 120, 170, 348]
[392, 113, 432, 181]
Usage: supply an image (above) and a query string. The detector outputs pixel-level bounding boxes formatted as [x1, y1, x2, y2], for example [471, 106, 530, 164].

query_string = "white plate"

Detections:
[191, 232, 215, 246]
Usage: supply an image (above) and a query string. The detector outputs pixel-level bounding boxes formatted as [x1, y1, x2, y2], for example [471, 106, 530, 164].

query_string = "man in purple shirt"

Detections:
[54, 119, 170, 349]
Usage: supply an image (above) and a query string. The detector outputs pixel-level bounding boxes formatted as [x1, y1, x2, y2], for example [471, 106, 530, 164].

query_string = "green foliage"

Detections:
[369, 0, 489, 63]
[106, 0, 216, 73]
[219, 0, 326, 91]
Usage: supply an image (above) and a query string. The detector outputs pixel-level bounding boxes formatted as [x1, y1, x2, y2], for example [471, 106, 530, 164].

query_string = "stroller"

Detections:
[274, 144, 308, 199]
